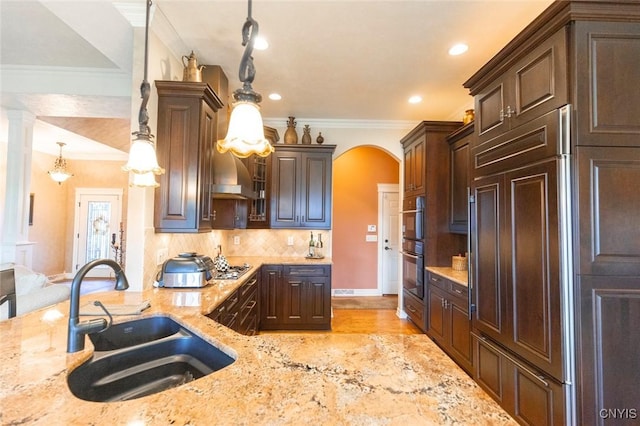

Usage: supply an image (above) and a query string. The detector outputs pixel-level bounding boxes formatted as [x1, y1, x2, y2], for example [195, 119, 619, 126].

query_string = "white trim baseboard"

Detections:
[332, 288, 386, 297]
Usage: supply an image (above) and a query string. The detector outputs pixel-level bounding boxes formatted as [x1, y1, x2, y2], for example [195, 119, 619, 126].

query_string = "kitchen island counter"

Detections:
[0, 257, 514, 425]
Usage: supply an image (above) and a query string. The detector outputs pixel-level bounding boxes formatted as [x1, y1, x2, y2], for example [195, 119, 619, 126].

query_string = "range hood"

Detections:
[211, 151, 256, 199]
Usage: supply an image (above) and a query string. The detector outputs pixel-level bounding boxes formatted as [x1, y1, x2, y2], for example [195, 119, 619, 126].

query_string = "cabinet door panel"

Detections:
[576, 275, 640, 425]
[449, 299, 472, 373]
[427, 286, 446, 344]
[199, 105, 215, 227]
[413, 139, 425, 194]
[307, 277, 331, 323]
[301, 153, 331, 226]
[450, 138, 470, 233]
[271, 154, 298, 225]
[577, 146, 640, 276]
[260, 265, 282, 329]
[505, 159, 562, 380]
[284, 278, 304, 324]
[477, 82, 507, 139]
[575, 22, 640, 147]
[471, 175, 504, 337]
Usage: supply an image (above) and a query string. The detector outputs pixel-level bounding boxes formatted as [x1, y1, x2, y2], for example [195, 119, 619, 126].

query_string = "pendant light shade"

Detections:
[122, 0, 164, 186]
[218, 101, 272, 158]
[48, 142, 73, 184]
[217, 0, 274, 158]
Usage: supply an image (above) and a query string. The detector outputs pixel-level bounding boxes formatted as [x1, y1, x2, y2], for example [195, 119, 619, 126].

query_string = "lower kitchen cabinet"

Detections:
[260, 264, 331, 331]
[402, 289, 426, 332]
[473, 333, 565, 425]
[207, 271, 259, 335]
[426, 271, 472, 374]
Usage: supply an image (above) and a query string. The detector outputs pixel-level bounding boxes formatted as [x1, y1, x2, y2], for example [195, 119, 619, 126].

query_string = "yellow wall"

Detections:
[28, 151, 129, 276]
[332, 146, 399, 291]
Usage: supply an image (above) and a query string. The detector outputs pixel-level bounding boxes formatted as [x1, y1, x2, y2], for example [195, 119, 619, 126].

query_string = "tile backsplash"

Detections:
[143, 229, 331, 288]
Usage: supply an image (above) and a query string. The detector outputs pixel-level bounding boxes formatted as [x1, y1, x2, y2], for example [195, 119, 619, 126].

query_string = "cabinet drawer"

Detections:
[283, 265, 330, 277]
[473, 334, 565, 425]
[403, 289, 425, 332]
[239, 273, 259, 302]
[450, 281, 468, 299]
[427, 271, 451, 292]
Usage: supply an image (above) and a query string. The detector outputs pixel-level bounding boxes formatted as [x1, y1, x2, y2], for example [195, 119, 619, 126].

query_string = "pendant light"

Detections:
[217, 0, 274, 158]
[48, 142, 74, 184]
[122, 0, 164, 185]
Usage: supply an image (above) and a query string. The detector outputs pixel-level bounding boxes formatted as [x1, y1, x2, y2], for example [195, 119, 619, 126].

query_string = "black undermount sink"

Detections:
[68, 316, 235, 402]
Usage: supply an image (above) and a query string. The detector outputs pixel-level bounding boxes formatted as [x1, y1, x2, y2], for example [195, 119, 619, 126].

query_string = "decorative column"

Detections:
[1, 110, 35, 267]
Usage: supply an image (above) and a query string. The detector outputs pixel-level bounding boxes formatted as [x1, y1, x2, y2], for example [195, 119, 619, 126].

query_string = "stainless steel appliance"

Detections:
[212, 264, 251, 280]
[401, 239, 424, 299]
[157, 253, 215, 288]
[401, 195, 424, 240]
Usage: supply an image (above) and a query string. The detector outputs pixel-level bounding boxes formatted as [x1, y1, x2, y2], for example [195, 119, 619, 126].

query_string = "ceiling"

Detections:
[0, 0, 554, 159]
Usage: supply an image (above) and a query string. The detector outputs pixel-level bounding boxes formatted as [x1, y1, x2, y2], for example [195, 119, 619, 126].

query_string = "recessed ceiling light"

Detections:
[268, 93, 282, 101]
[449, 43, 468, 56]
[408, 95, 422, 104]
[254, 36, 269, 50]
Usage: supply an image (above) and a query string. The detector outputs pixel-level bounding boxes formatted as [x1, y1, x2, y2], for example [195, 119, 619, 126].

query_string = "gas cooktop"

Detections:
[212, 264, 251, 280]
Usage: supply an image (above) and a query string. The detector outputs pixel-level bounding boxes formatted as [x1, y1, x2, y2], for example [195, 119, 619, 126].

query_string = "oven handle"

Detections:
[400, 251, 421, 260]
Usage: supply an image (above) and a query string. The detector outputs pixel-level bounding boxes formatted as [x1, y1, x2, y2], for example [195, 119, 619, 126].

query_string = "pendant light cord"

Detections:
[135, 0, 152, 139]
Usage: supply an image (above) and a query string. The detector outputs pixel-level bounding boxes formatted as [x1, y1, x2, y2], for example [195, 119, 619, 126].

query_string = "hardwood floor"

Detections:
[330, 308, 422, 334]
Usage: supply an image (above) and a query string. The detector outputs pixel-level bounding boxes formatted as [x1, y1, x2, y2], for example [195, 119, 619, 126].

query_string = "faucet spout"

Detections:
[67, 259, 129, 353]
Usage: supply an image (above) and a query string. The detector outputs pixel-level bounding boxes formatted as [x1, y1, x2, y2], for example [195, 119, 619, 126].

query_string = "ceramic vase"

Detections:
[284, 116, 298, 144]
[301, 125, 312, 144]
[316, 132, 324, 144]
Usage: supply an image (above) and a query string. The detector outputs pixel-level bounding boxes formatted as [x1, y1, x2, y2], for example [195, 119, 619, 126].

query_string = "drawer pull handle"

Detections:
[454, 289, 463, 294]
[246, 301, 257, 310]
[407, 305, 416, 313]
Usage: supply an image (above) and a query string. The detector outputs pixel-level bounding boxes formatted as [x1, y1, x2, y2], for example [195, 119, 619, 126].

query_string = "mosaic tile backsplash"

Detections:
[143, 229, 331, 288]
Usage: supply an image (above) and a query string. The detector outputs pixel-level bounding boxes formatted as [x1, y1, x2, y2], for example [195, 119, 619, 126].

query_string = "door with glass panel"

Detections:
[73, 189, 123, 277]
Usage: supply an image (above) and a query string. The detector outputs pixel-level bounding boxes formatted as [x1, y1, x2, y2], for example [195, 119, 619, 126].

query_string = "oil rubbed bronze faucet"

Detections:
[67, 259, 129, 353]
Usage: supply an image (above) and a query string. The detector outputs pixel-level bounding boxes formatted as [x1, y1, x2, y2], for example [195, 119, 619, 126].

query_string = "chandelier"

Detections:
[217, 0, 274, 158]
[48, 142, 73, 184]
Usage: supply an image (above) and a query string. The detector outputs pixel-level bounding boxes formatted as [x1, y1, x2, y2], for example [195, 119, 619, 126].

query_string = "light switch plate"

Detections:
[367, 224, 377, 232]
[365, 235, 378, 242]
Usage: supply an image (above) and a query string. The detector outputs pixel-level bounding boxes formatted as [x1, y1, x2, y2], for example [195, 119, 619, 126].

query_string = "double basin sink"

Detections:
[67, 315, 235, 402]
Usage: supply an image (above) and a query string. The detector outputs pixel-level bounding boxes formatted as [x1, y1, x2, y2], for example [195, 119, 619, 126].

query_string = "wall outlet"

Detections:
[233, 236, 240, 245]
[367, 224, 377, 232]
[287, 236, 294, 246]
[156, 248, 169, 265]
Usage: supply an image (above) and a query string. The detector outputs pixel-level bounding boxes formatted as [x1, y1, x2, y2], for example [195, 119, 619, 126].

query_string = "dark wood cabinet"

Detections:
[472, 27, 567, 144]
[473, 334, 565, 425]
[207, 271, 259, 336]
[154, 81, 223, 233]
[447, 123, 473, 234]
[211, 199, 247, 229]
[260, 264, 331, 330]
[402, 135, 425, 196]
[244, 126, 279, 229]
[426, 271, 472, 375]
[464, 3, 640, 423]
[270, 145, 335, 229]
[402, 289, 425, 332]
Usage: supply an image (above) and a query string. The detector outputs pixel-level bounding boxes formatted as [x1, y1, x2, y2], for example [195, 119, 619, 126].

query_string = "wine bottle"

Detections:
[315, 233, 323, 258]
[308, 231, 315, 257]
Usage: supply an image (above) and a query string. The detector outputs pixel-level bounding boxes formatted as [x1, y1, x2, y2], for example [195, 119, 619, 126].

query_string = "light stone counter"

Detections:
[425, 266, 469, 287]
[0, 257, 514, 425]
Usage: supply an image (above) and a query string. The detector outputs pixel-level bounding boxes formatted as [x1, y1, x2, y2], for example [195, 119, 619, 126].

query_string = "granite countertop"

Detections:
[425, 266, 469, 287]
[0, 256, 514, 425]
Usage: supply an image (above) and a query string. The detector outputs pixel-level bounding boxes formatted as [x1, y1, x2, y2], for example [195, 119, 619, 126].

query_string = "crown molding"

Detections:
[263, 117, 419, 131]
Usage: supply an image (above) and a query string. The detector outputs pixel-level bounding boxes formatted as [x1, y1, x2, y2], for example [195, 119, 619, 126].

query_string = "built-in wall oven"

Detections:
[401, 195, 424, 241]
[401, 239, 424, 299]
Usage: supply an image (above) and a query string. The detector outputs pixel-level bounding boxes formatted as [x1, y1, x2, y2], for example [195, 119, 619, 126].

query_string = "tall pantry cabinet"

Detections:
[464, 1, 640, 424]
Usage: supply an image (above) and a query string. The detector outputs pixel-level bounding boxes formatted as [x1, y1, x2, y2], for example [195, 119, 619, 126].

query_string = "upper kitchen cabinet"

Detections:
[244, 126, 280, 229]
[154, 81, 223, 233]
[469, 27, 567, 144]
[270, 144, 335, 229]
[446, 123, 473, 234]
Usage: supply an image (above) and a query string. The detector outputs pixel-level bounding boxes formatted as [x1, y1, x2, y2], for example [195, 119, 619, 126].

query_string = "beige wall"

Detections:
[28, 150, 129, 276]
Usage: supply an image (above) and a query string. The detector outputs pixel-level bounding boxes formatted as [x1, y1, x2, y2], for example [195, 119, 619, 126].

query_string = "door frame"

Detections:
[71, 188, 123, 277]
[377, 183, 400, 296]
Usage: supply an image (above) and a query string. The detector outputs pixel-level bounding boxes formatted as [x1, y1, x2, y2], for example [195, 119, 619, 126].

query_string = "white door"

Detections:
[380, 189, 400, 294]
[73, 188, 123, 277]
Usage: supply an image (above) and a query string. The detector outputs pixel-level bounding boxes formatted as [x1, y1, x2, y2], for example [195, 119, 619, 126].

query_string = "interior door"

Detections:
[73, 189, 123, 277]
[381, 191, 399, 294]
